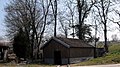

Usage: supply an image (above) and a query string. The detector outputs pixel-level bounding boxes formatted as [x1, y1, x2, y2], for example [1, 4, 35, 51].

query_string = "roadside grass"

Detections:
[75, 44, 120, 66]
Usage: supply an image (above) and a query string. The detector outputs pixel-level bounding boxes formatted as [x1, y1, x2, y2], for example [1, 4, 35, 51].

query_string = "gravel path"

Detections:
[78, 64, 120, 67]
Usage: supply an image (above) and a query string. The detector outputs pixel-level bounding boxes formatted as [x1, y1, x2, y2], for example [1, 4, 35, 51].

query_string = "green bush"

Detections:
[109, 44, 120, 54]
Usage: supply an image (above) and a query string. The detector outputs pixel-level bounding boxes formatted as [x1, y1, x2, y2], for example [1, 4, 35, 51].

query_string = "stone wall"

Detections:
[44, 58, 54, 64]
[70, 57, 94, 64]
[44, 57, 94, 64]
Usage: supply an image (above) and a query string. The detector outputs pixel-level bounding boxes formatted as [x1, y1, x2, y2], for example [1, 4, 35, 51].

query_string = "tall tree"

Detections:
[57, 0, 76, 38]
[66, 0, 76, 38]
[94, 0, 111, 52]
[50, 0, 57, 37]
[76, 0, 96, 40]
[58, 14, 70, 38]
[5, 0, 51, 59]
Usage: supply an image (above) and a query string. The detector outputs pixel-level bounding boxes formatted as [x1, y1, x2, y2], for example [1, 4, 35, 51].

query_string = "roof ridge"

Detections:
[41, 37, 94, 49]
[55, 37, 94, 48]
[53, 37, 70, 48]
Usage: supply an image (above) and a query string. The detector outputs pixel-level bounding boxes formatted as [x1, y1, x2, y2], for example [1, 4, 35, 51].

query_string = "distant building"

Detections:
[0, 41, 12, 61]
[41, 37, 95, 64]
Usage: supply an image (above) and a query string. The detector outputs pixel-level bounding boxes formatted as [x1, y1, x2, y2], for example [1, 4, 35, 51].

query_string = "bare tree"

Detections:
[66, 0, 76, 38]
[110, 10, 120, 30]
[36, 0, 51, 59]
[76, 0, 96, 40]
[94, 0, 111, 52]
[50, 0, 57, 37]
[58, 14, 69, 38]
[57, 0, 76, 38]
[5, 0, 51, 59]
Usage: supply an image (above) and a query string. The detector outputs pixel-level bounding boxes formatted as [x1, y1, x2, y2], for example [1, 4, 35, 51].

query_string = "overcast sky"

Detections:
[0, 0, 9, 38]
[0, 0, 8, 37]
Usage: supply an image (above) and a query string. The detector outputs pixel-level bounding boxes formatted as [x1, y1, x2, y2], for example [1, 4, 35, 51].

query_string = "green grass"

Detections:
[75, 44, 120, 66]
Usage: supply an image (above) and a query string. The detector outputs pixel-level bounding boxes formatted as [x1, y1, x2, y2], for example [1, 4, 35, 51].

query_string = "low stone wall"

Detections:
[44, 58, 54, 64]
[70, 57, 94, 64]
[44, 58, 68, 64]
[62, 58, 68, 64]
[44, 57, 93, 64]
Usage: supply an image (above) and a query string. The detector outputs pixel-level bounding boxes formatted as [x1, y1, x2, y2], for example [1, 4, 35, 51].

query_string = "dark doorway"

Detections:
[0, 48, 3, 60]
[54, 51, 61, 65]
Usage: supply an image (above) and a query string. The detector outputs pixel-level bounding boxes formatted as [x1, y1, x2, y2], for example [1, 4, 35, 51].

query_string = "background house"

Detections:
[42, 37, 95, 64]
[0, 41, 12, 61]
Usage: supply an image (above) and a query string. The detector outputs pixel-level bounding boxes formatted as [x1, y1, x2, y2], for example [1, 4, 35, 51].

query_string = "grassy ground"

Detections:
[75, 43, 120, 66]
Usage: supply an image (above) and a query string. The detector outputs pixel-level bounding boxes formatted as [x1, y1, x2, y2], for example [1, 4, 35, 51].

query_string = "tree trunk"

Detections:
[104, 23, 108, 52]
[78, 1, 82, 40]
[54, 0, 57, 37]
[77, 0, 84, 40]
